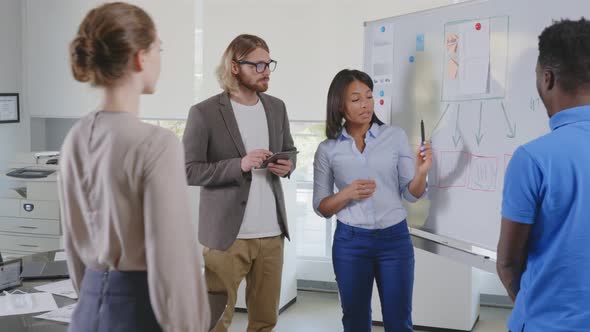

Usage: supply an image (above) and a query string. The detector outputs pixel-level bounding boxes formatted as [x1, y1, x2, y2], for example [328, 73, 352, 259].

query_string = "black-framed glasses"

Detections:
[236, 60, 277, 73]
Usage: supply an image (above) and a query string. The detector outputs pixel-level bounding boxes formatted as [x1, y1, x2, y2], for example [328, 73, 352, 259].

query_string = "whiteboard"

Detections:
[23, 0, 196, 119]
[364, 0, 585, 250]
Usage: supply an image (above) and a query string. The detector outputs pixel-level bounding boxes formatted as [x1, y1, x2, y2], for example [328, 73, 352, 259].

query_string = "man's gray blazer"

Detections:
[183, 91, 296, 251]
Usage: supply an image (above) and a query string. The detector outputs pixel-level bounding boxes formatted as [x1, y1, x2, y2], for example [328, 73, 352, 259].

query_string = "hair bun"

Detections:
[69, 2, 156, 87]
[70, 35, 94, 83]
[74, 38, 91, 57]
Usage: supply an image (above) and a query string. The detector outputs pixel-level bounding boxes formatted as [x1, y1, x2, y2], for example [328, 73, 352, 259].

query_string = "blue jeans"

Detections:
[332, 220, 415, 332]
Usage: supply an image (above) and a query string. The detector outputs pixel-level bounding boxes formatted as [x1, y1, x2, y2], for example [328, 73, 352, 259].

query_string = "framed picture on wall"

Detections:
[0, 93, 19, 124]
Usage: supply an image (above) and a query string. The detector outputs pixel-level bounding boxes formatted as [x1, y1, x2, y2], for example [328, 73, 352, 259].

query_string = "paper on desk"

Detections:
[35, 279, 78, 299]
[53, 252, 67, 262]
[35, 303, 76, 324]
[0, 292, 58, 316]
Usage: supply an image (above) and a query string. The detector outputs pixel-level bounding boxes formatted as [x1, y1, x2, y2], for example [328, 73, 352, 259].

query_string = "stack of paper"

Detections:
[34, 279, 78, 300]
[53, 252, 67, 261]
[35, 303, 76, 323]
[0, 293, 58, 316]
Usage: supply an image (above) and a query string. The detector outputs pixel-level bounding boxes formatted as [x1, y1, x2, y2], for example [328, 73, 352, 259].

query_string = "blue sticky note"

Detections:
[409, 56, 415, 63]
[416, 34, 425, 52]
[381, 26, 386, 33]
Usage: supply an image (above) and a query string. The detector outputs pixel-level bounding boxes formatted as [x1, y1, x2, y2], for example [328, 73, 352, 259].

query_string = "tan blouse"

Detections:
[57, 111, 210, 332]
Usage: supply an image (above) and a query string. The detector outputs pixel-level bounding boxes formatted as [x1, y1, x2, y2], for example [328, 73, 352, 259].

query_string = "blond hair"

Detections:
[216, 34, 269, 93]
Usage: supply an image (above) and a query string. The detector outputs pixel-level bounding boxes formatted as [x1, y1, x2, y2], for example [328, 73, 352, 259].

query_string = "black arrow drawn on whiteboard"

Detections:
[501, 101, 517, 138]
[452, 104, 462, 148]
[475, 101, 484, 146]
[432, 103, 451, 134]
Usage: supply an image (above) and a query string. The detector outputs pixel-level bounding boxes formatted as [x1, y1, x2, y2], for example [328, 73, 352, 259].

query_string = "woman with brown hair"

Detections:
[313, 69, 433, 332]
[59, 2, 209, 331]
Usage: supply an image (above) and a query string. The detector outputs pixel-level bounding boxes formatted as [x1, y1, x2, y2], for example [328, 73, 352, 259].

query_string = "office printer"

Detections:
[0, 152, 62, 260]
[9, 151, 60, 168]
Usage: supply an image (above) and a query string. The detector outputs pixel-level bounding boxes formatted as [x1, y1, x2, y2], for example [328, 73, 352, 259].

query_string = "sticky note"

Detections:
[416, 34, 425, 52]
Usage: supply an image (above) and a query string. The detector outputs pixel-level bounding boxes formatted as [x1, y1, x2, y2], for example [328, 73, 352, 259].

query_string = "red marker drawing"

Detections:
[380, 99, 385, 105]
[475, 22, 482, 30]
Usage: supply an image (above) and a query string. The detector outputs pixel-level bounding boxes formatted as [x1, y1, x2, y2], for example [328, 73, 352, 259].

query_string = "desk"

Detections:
[0, 251, 71, 332]
[0, 251, 226, 332]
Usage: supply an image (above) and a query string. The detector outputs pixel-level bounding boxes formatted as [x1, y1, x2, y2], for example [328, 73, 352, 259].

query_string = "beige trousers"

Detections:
[204, 236, 284, 332]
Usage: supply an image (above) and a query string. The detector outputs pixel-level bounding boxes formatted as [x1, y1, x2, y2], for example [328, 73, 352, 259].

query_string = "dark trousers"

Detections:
[333, 220, 415, 332]
[69, 269, 162, 332]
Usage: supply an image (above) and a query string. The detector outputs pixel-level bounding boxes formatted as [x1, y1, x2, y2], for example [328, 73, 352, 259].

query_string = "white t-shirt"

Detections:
[231, 99, 282, 239]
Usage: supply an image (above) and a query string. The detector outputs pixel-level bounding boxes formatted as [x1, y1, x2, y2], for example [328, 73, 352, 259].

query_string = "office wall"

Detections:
[30, 118, 46, 152]
[0, 0, 28, 173]
[203, 0, 466, 121]
[23, 0, 198, 119]
[30, 118, 78, 152]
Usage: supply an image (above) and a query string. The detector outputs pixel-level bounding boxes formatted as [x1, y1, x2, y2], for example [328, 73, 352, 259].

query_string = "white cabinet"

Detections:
[371, 247, 479, 331]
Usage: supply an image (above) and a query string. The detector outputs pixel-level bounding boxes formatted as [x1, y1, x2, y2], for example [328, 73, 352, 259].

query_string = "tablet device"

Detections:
[259, 151, 299, 169]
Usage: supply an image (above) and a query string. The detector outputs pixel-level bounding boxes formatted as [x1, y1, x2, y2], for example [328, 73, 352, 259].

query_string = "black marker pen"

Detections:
[420, 119, 425, 145]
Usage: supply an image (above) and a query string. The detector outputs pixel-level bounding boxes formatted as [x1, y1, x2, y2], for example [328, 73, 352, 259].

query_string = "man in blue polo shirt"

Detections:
[497, 18, 590, 332]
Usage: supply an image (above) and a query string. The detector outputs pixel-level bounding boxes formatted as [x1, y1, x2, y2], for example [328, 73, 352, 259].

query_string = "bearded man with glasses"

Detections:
[183, 34, 297, 332]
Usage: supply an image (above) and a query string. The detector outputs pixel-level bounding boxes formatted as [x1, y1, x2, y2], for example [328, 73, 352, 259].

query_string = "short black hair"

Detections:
[325, 69, 384, 139]
[538, 17, 590, 93]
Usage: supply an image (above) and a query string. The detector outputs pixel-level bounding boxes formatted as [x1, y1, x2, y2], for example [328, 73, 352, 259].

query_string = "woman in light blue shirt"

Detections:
[313, 69, 432, 332]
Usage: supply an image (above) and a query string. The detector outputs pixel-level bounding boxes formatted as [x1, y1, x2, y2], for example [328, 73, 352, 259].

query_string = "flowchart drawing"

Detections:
[437, 151, 470, 188]
[468, 154, 498, 192]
